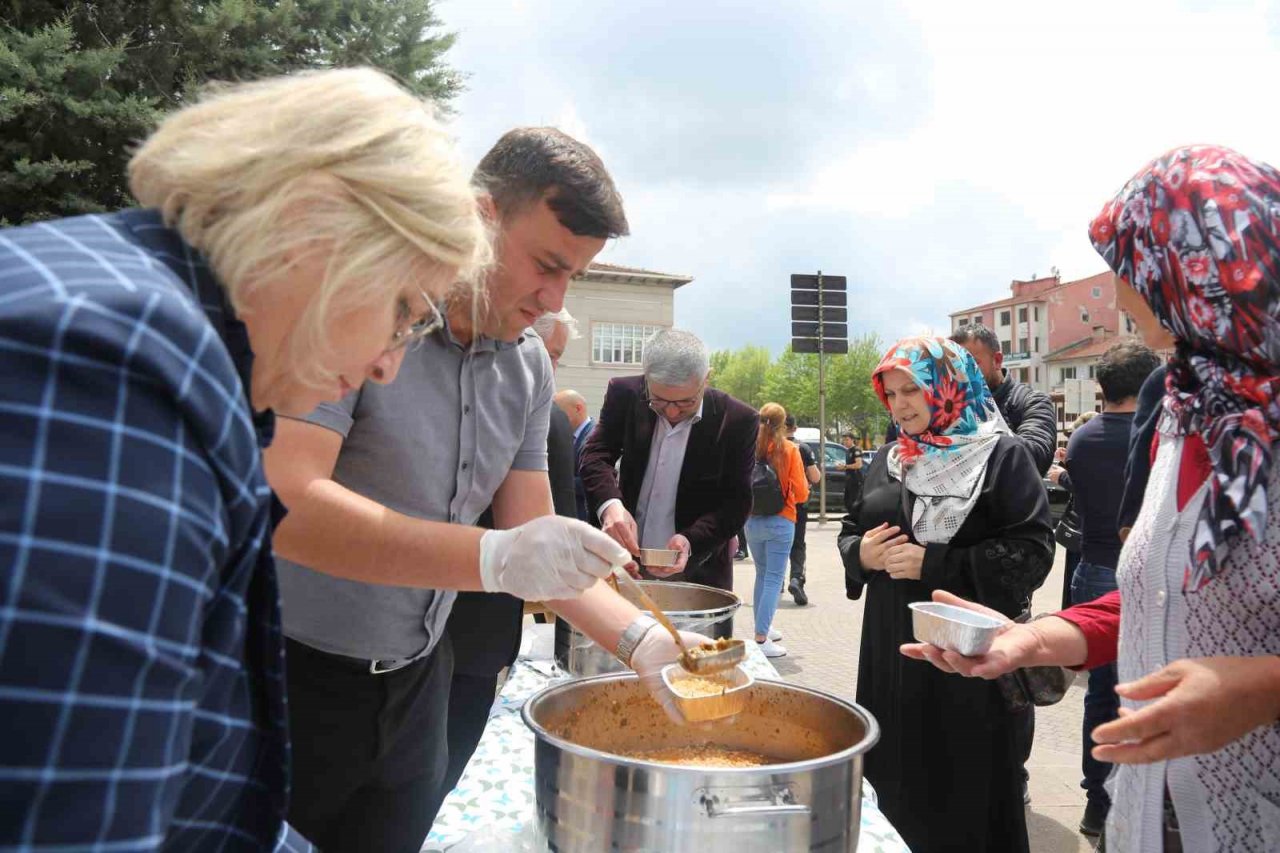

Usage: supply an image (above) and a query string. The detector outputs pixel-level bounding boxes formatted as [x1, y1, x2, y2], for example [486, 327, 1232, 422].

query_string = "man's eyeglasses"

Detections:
[387, 290, 444, 353]
[643, 381, 704, 413]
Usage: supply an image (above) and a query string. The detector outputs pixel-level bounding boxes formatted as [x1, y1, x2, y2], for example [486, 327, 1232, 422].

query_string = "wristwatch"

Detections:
[614, 614, 659, 667]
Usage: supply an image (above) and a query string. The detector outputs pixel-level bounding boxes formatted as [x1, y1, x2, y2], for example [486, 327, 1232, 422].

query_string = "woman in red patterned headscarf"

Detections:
[903, 145, 1280, 853]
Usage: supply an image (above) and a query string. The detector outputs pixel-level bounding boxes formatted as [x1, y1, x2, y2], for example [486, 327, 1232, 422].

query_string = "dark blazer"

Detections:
[579, 376, 757, 590]
[570, 416, 594, 522]
[446, 406, 577, 677]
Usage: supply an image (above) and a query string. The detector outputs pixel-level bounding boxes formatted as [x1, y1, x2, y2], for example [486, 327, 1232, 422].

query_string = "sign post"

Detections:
[790, 272, 849, 524]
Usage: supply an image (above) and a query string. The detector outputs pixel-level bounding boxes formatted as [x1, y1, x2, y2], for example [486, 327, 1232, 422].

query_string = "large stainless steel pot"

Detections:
[554, 581, 739, 676]
[523, 673, 879, 852]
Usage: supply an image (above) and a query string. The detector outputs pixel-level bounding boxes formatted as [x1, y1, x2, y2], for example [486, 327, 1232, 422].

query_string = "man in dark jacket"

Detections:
[952, 324, 1057, 476]
[951, 323, 1056, 805]
[579, 329, 758, 591]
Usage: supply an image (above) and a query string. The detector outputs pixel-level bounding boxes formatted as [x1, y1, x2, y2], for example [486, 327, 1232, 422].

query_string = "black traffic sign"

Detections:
[791, 321, 848, 339]
[792, 338, 849, 354]
[791, 305, 847, 322]
[791, 289, 847, 307]
[790, 274, 848, 291]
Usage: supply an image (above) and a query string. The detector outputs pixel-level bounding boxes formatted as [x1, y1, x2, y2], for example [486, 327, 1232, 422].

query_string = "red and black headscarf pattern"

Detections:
[1090, 145, 1280, 591]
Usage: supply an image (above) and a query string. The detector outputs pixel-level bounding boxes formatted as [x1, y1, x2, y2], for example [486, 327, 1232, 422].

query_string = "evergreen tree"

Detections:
[1, 0, 463, 224]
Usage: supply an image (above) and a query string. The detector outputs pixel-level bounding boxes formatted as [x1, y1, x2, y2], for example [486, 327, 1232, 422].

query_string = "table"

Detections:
[423, 629, 910, 852]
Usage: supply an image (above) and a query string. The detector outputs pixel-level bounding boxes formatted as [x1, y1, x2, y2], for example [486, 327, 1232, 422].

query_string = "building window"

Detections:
[1088, 365, 1097, 379]
[973, 315, 983, 326]
[1080, 308, 1090, 323]
[592, 323, 663, 365]
[1092, 286, 1103, 298]
[1000, 339, 1011, 355]
[1061, 366, 1077, 381]
[1034, 366, 1041, 383]
[1018, 337, 1029, 353]
[1034, 306, 1040, 322]
[1034, 336, 1040, 352]
[957, 318, 969, 328]
[1018, 306, 1028, 323]
[999, 310, 1011, 326]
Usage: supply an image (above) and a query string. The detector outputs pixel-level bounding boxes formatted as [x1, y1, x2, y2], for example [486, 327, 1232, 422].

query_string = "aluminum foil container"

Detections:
[908, 602, 1005, 656]
[638, 548, 680, 567]
[662, 664, 753, 723]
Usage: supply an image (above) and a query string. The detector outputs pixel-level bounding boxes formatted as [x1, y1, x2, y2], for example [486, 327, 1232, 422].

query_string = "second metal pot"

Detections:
[553, 580, 739, 677]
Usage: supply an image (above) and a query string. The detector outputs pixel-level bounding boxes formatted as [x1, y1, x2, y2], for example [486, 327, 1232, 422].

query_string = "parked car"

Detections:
[799, 440, 850, 516]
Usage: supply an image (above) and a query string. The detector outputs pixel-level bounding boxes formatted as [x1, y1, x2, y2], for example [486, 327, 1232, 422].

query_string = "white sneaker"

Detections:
[767, 628, 783, 642]
[757, 638, 788, 658]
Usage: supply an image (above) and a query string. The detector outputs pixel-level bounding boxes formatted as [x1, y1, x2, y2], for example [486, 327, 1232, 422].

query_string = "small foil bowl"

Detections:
[908, 602, 1005, 656]
[661, 664, 753, 723]
[639, 548, 680, 568]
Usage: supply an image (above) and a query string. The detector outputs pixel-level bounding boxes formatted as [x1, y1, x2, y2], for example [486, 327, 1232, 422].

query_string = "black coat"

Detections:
[579, 376, 757, 590]
[992, 374, 1058, 476]
[445, 406, 578, 677]
[837, 438, 1053, 853]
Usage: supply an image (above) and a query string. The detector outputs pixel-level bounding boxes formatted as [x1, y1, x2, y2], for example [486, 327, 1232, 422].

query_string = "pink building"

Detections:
[950, 271, 1145, 433]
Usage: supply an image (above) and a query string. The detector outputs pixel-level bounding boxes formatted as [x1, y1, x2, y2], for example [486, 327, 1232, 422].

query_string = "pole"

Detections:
[817, 270, 828, 524]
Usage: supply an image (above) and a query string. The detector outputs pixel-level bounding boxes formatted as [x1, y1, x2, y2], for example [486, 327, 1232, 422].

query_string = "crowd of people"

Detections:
[1, 62, 1278, 853]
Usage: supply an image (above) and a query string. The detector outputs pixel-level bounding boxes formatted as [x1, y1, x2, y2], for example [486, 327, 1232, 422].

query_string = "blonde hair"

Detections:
[757, 402, 789, 474]
[129, 67, 491, 389]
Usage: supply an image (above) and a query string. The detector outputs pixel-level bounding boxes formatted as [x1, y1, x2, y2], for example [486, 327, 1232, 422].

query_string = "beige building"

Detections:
[558, 262, 693, 417]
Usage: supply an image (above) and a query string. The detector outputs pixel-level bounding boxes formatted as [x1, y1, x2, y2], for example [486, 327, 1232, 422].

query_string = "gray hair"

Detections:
[532, 308, 580, 341]
[642, 328, 709, 385]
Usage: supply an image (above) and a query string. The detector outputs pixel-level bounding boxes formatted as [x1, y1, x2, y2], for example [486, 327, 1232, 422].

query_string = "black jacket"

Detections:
[445, 406, 578, 677]
[992, 374, 1057, 476]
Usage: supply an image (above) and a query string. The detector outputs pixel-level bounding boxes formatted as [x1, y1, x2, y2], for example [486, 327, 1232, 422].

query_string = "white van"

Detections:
[792, 427, 821, 443]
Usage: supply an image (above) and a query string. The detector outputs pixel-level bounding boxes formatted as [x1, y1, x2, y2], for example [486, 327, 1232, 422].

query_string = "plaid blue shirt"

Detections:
[0, 210, 311, 851]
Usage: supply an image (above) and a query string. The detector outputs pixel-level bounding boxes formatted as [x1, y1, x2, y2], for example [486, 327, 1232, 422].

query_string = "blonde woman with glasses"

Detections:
[0, 68, 628, 850]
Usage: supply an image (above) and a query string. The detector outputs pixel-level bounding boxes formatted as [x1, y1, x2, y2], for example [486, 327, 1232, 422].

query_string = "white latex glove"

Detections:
[479, 516, 630, 600]
[630, 626, 716, 724]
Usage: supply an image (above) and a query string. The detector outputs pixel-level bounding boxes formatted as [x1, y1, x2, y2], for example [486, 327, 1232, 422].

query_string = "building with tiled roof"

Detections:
[556, 261, 694, 416]
[949, 270, 1148, 434]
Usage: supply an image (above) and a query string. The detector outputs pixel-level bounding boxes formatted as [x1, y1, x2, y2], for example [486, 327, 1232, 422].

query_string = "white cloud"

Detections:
[438, 0, 1280, 352]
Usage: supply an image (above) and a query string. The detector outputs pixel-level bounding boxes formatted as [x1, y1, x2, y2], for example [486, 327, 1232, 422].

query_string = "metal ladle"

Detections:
[611, 567, 745, 675]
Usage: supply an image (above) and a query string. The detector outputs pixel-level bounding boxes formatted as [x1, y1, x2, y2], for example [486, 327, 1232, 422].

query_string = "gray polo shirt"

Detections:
[276, 320, 553, 662]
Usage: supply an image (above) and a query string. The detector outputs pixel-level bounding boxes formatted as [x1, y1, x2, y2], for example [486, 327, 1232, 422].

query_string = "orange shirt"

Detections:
[767, 440, 810, 523]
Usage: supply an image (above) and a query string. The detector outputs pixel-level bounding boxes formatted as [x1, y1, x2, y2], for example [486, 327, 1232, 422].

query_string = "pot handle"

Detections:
[696, 785, 811, 819]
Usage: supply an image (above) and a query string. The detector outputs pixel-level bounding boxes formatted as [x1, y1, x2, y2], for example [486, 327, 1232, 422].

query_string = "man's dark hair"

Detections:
[785, 414, 798, 429]
[1096, 340, 1161, 404]
[474, 127, 629, 239]
[949, 323, 1001, 354]
[842, 432, 855, 440]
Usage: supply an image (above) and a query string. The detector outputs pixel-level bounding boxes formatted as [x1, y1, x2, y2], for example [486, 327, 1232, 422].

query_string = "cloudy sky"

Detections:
[436, 0, 1280, 354]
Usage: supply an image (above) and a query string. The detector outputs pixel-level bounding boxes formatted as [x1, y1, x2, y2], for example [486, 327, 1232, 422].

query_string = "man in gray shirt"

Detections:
[266, 129, 701, 853]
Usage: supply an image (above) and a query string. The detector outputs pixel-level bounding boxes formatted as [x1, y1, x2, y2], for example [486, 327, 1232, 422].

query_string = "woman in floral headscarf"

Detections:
[837, 337, 1053, 853]
[902, 145, 1280, 853]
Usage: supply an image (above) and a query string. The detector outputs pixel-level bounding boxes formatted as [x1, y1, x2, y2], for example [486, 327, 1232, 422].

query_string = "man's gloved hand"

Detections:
[629, 626, 716, 724]
[479, 516, 630, 601]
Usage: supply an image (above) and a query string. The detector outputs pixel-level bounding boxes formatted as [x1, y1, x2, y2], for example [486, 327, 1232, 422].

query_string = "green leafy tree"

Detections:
[1, 0, 463, 224]
[708, 344, 770, 409]
[761, 347, 819, 423]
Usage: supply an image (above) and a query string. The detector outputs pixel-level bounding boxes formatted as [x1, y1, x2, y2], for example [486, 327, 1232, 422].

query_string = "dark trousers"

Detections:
[422, 671, 500, 823]
[1015, 705, 1035, 784]
[789, 502, 808, 584]
[1071, 561, 1120, 807]
[1062, 548, 1082, 611]
[285, 635, 454, 853]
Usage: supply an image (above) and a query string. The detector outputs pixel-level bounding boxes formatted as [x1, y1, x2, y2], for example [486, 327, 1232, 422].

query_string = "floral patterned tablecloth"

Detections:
[423, 635, 909, 852]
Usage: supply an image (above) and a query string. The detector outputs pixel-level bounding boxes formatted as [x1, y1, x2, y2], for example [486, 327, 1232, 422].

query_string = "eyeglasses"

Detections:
[387, 290, 444, 353]
[643, 381, 704, 413]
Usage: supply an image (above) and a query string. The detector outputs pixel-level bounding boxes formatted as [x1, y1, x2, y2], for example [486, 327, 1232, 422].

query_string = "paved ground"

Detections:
[729, 520, 1095, 853]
